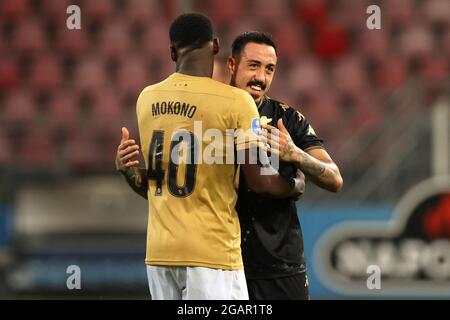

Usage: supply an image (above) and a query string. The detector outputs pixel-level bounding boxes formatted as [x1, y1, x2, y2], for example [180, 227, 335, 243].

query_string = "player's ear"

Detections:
[170, 46, 177, 62]
[212, 38, 219, 55]
[227, 56, 236, 74]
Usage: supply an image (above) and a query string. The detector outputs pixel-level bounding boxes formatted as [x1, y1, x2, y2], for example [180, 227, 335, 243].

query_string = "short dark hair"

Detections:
[231, 31, 277, 59]
[169, 13, 213, 49]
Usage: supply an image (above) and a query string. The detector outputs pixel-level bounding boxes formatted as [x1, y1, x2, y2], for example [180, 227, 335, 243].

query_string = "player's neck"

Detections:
[175, 48, 214, 78]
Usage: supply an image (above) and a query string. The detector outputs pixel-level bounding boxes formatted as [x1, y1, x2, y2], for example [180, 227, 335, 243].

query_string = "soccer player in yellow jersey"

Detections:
[115, 13, 301, 300]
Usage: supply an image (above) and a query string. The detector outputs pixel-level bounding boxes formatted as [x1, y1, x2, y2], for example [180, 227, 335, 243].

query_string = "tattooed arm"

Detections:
[261, 119, 343, 193]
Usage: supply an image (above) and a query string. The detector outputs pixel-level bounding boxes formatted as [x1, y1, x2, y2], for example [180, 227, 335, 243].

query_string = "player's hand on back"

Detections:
[116, 127, 141, 172]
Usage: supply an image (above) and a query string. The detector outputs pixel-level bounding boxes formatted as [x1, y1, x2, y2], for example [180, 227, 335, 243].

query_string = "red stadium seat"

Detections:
[376, 56, 408, 93]
[57, 25, 87, 57]
[90, 88, 123, 123]
[0, 0, 29, 21]
[116, 58, 149, 98]
[251, 0, 290, 28]
[313, 22, 349, 60]
[288, 58, 325, 97]
[352, 91, 382, 133]
[0, 129, 12, 165]
[17, 126, 55, 169]
[424, 0, 450, 26]
[272, 20, 306, 64]
[99, 21, 131, 63]
[141, 21, 170, 61]
[295, 0, 328, 29]
[13, 19, 47, 55]
[4, 89, 36, 124]
[332, 55, 368, 97]
[358, 29, 389, 62]
[47, 91, 80, 129]
[74, 56, 108, 95]
[125, 0, 161, 28]
[41, 0, 71, 24]
[421, 56, 449, 82]
[399, 25, 434, 59]
[333, 0, 368, 30]
[28, 53, 63, 93]
[84, 0, 114, 22]
[209, 0, 243, 27]
[66, 133, 98, 172]
[383, 0, 416, 30]
[0, 55, 20, 91]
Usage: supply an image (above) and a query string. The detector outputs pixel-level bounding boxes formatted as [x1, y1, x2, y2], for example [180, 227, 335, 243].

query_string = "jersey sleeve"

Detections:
[232, 90, 263, 151]
[286, 109, 324, 152]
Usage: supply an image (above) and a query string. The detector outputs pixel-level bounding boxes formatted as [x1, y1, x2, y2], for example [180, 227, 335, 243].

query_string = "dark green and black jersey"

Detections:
[237, 96, 323, 279]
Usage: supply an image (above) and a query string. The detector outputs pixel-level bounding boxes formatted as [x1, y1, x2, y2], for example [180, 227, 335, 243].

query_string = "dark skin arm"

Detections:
[116, 128, 148, 199]
[240, 148, 297, 197]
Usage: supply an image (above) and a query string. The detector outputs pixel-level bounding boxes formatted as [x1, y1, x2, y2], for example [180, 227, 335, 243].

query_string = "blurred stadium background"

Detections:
[0, 0, 448, 299]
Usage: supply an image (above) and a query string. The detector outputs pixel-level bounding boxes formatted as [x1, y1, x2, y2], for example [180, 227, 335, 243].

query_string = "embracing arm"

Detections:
[262, 119, 343, 193]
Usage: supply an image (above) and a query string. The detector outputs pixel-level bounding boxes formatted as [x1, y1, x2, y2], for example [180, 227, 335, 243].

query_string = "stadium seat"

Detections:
[209, 0, 243, 27]
[332, 55, 368, 97]
[0, 129, 12, 165]
[295, 0, 328, 29]
[272, 20, 306, 64]
[84, 0, 114, 22]
[4, 89, 36, 124]
[17, 126, 55, 169]
[57, 26, 87, 58]
[383, 0, 416, 30]
[125, 0, 161, 29]
[116, 58, 149, 98]
[141, 21, 170, 61]
[288, 58, 325, 98]
[46, 91, 80, 129]
[0, 0, 29, 21]
[99, 21, 131, 63]
[424, 0, 450, 26]
[28, 53, 63, 93]
[376, 56, 408, 93]
[66, 131, 99, 173]
[90, 88, 123, 123]
[41, 0, 71, 24]
[333, 0, 368, 30]
[358, 29, 389, 62]
[73, 56, 107, 95]
[251, 0, 290, 28]
[399, 25, 434, 59]
[313, 22, 349, 60]
[12, 19, 46, 55]
[0, 55, 20, 91]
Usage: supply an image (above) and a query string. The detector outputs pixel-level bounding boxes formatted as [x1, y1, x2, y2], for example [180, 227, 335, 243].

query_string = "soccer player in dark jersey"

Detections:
[228, 32, 343, 300]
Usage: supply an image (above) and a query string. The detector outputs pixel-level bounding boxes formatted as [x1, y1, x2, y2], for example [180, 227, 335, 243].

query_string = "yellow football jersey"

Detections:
[136, 73, 260, 270]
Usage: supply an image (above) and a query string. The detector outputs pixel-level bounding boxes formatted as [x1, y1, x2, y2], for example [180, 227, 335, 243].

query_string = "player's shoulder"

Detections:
[206, 79, 254, 101]
[266, 97, 306, 121]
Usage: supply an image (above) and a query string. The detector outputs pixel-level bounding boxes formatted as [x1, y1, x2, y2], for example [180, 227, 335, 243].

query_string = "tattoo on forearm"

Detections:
[301, 157, 326, 177]
[292, 146, 326, 177]
[122, 167, 148, 198]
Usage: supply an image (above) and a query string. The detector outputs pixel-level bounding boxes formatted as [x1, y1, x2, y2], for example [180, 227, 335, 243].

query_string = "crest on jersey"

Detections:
[306, 124, 317, 136]
[259, 116, 272, 126]
[251, 118, 261, 135]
